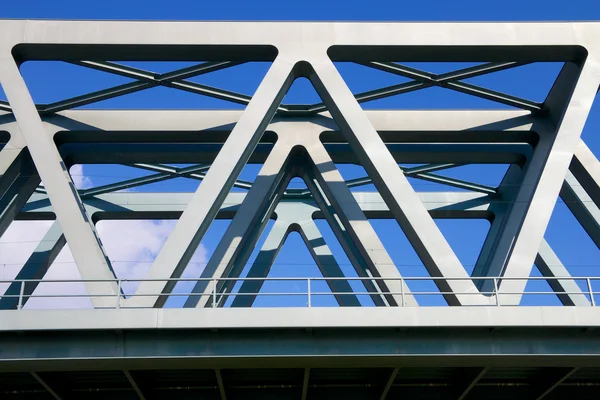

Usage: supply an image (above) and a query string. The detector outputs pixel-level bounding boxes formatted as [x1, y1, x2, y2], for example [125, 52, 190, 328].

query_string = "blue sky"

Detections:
[1, 0, 599, 22]
[1, 0, 600, 307]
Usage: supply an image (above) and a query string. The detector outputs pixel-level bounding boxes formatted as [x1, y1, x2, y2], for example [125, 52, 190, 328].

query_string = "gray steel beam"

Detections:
[79, 164, 210, 197]
[0, 220, 65, 310]
[534, 367, 579, 400]
[456, 367, 488, 400]
[132, 60, 295, 307]
[379, 367, 399, 400]
[20, 191, 494, 218]
[570, 140, 600, 205]
[0, 55, 118, 307]
[496, 59, 600, 305]
[215, 369, 227, 400]
[230, 203, 362, 308]
[0, 325, 599, 368]
[302, 167, 407, 307]
[309, 57, 488, 305]
[37, 61, 249, 114]
[297, 218, 362, 307]
[184, 138, 293, 309]
[123, 370, 146, 400]
[1, 20, 599, 314]
[2, 307, 600, 330]
[0, 157, 39, 238]
[30, 372, 64, 400]
[359, 61, 541, 112]
[561, 171, 600, 248]
[0, 100, 11, 112]
[0, 132, 27, 200]
[535, 239, 590, 307]
[301, 368, 310, 400]
[471, 164, 524, 292]
[229, 219, 290, 308]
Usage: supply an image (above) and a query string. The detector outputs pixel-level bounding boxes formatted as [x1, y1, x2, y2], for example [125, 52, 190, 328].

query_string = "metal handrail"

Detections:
[0, 275, 597, 310]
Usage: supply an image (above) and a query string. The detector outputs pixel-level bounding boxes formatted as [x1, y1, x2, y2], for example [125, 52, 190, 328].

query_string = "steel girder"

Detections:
[0, 21, 600, 311]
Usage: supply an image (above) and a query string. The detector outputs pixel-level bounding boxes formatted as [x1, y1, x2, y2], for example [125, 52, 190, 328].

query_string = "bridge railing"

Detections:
[0, 276, 597, 309]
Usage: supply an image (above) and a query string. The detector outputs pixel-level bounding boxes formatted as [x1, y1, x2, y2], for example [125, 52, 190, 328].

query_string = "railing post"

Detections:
[307, 278, 311, 308]
[400, 278, 405, 307]
[493, 278, 500, 306]
[17, 281, 25, 310]
[212, 279, 217, 308]
[116, 279, 122, 309]
[588, 278, 595, 307]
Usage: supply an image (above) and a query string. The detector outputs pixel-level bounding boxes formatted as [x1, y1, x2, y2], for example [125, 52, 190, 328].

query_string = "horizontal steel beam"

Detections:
[0, 308, 600, 331]
[19, 191, 494, 220]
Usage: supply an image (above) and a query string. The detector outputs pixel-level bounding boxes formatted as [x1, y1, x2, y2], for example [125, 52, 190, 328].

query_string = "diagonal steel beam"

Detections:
[496, 61, 600, 305]
[79, 164, 211, 197]
[305, 62, 530, 114]
[123, 370, 146, 400]
[183, 139, 294, 309]
[0, 53, 118, 308]
[535, 239, 590, 306]
[38, 60, 258, 114]
[30, 372, 63, 400]
[129, 57, 295, 308]
[0, 100, 11, 112]
[456, 367, 488, 400]
[72, 60, 242, 82]
[230, 202, 362, 308]
[309, 59, 489, 305]
[358, 61, 542, 111]
[407, 172, 497, 194]
[0, 220, 66, 310]
[129, 163, 254, 190]
[380, 367, 399, 400]
[534, 367, 579, 400]
[215, 369, 227, 400]
[561, 171, 600, 248]
[344, 164, 496, 194]
[301, 368, 310, 400]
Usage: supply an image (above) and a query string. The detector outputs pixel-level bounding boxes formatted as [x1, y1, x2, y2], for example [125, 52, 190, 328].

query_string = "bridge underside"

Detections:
[1, 325, 600, 399]
[0, 308, 598, 399]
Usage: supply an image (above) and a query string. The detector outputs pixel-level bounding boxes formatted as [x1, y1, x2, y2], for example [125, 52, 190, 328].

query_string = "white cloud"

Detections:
[70, 164, 93, 189]
[0, 165, 208, 309]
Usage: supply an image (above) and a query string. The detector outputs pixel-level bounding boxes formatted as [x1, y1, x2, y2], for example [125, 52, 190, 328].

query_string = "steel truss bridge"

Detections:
[1, 20, 600, 399]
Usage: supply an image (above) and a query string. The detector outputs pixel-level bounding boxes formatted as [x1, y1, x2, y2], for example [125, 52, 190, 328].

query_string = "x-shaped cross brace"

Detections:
[0, 60, 543, 116]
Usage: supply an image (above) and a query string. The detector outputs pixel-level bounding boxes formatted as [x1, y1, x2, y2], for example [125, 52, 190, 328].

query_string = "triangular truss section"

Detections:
[2, 26, 600, 310]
